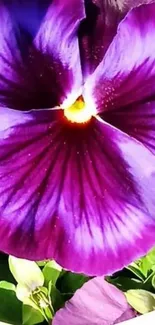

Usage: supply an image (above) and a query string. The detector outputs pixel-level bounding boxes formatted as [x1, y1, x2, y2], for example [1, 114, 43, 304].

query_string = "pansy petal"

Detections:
[84, 3, 155, 112]
[0, 109, 155, 275]
[79, 0, 153, 78]
[79, 0, 120, 77]
[0, 0, 85, 110]
[0, 2, 19, 81]
[0, 0, 51, 100]
[5, 0, 52, 43]
[112, 0, 155, 11]
[104, 101, 155, 155]
[33, 0, 85, 107]
[53, 278, 135, 325]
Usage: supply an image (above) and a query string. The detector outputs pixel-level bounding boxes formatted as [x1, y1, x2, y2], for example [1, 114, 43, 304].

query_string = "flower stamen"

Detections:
[64, 96, 96, 124]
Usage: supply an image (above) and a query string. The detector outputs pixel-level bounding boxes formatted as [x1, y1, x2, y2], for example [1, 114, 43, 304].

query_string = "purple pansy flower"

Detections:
[1, 0, 155, 275]
[53, 277, 136, 325]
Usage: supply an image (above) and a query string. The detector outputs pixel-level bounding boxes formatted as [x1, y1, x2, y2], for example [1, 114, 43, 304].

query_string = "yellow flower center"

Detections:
[64, 96, 95, 124]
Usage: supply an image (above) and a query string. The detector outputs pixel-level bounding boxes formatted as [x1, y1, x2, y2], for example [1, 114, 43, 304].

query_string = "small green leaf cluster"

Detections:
[0, 254, 88, 325]
[107, 247, 155, 314]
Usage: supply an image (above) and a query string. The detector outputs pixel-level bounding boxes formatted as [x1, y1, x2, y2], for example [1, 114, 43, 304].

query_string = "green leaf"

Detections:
[107, 276, 143, 292]
[23, 305, 44, 325]
[57, 272, 89, 297]
[136, 248, 155, 276]
[0, 256, 16, 284]
[142, 272, 155, 291]
[48, 281, 64, 312]
[140, 257, 152, 277]
[152, 274, 155, 289]
[9, 256, 44, 290]
[0, 281, 22, 324]
[126, 289, 155, 314]
[127, 264, 145, 281]
[0, 281, 15, 291]
[43, 261, 62, 287]
[147, 248, 155, 266]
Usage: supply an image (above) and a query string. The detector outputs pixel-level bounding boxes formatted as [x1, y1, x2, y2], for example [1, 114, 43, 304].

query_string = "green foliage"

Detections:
[6, 257, 65, 324]
[22, 305, 44, 325]
[43, 261, 62, 287]
[127, 263, 145, 281]
[57, 272, 89, 300]
[107, 275, 143, 291]
[0, 254, 16, 284]
[0, 281, 22, 324]
[48, 281, 64, 312]
[152, 274, 155, 289]
[1, 247, 155, 324]
[108, 247, 155, 296]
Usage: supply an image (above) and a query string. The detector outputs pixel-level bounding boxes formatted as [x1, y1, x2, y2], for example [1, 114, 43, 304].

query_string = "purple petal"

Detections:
[79, 0, 120, 77]
[0, 0, 85, 110]
[0, 0, 51, 101]
[33, 0, 85, 106]
[1, 108, 155, 275]
[0, 2, 18, 86]
[79, 0, 153, 78]
[103, 101, 155, 155]
[53, 277, 136, 325]
[84, 3, 155, 112]
[5, 0, 52, 41]
[119, 0, 155, 10]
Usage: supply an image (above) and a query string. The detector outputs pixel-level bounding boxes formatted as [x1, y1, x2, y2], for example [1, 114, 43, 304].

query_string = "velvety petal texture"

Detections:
[4, 0, 52, 41]
[114, 0, 155, 11]
[0, 0, 85, 110]
[0, 2, 19, 90]
[34, 0, 85, 107]
[79, 0, 120, 77]
[1, 107, 155, 275]
[53, 277, 136, 325]
[103, 101, 155, 155]
[0, 0, 52, 107]
[1, 0, 155, 276]
[84, 3, 155, 112]
[79, 0, 154, 78]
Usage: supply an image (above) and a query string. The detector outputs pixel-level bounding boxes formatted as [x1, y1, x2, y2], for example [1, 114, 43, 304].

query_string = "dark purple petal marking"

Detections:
[33, 0, 85, 107]
[79, 0, 153, 78]
[53, 277, 136, 325]
[0, 0, 85, 110]
[84, 3, 155, 112]
[0, 108, 155, 275]
[79, 0, 120, 77]
[0, 0, 51, 104]
[103, 101, 155, 155]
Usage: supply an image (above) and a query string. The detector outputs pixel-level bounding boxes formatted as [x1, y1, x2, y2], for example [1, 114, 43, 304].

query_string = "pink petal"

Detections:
[53, 278, 136, 325]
